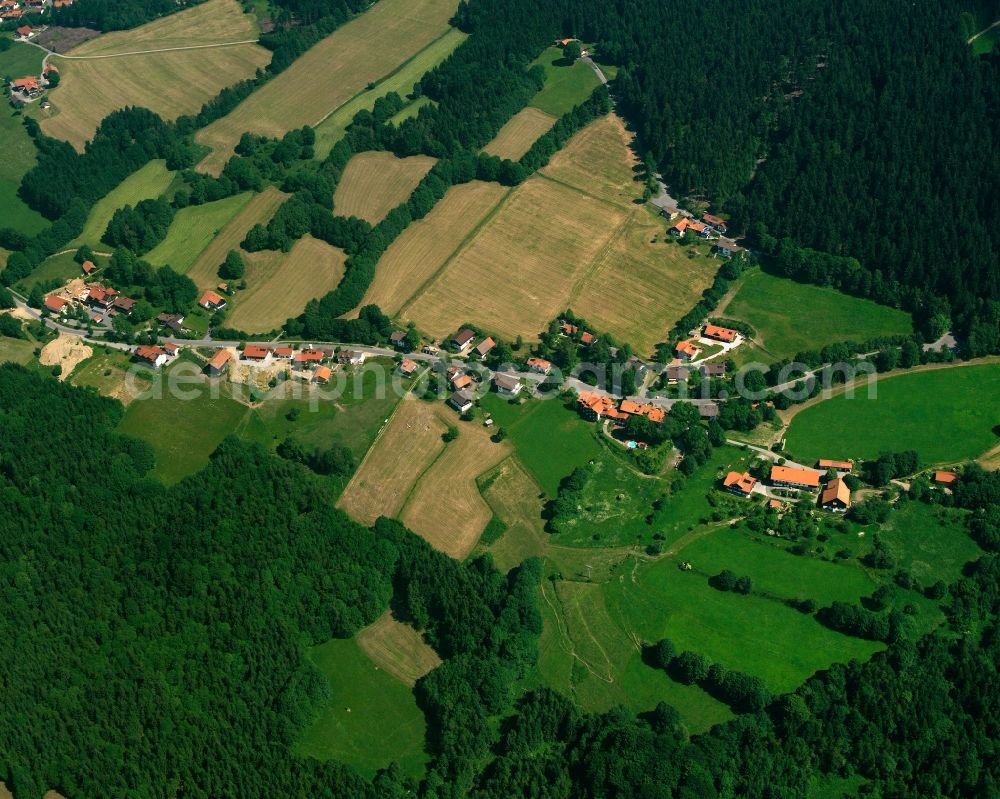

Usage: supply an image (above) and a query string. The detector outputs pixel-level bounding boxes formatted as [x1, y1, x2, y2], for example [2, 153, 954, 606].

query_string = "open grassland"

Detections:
[719, 269, 914, 364]
[0, 102, 47, 236]
[44, 0, 268, 151]
[71, 160, 176, 249]
[528, 47, 602, 117]
[356, 611, 441, 687]
[185, 186, 287, 287]
[0, 40, 44, 74]
[195, 0, 458, 173]
[875, 502, 980, 586]
[399, 409, 511, 559]
[226, 235, 346, 332]
[18, 251, 81, 291]
[478, 394, 601, 497]
[338, 398, 446, 526]
[605, 553, 884, 694]
[70, 348, 141, 406]
[333, 152, 437, 224]
[144, 192, 254, 272]
[69, 0, 260, 54]
[390, 95, 434, 125]
[539, 114, 640, 208]
[481, 107, 557, 160]
[785, 363, 1000, 464]
[401, 174, 628, 340]
[295, 637, 428, 779]
[0, 335, 37, 366]
[478, 457, 549, 572]
[361, 180, 509, 314]
[313, 27, 466, 158]
[572, 212, 719, 356]
[118, 368, 248, 484]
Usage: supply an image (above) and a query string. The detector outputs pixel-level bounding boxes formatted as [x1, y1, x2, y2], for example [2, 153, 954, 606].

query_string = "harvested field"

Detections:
[313, 26, 466, 158]
[401, 175, 628, 340]
[539, 114, 640, 209]
[338, 398, 447, 526]
[186, 187, 288, 288]
[195, 0, 458, 174]
[42, 0, 267, 150]
[32, 26, 100, 53]
[356, 611, 441, 687]
[226, 236, 347, 332]
[482, 107, 557, 160]
[39, 334, 93, 380]
[362, 180, 508, 314]
[333, 152, 437, 224]
[399, 410, 511, 559]
[44, 46, 270, 150]
[571, 211, 719, 356]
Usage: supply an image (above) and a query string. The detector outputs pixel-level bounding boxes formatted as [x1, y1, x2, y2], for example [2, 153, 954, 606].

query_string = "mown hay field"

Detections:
[313, 26, 466, 158]
[400, 174, 628, 341]
[144, 192, 253, 272]
[571, 211, 719, 355]
[70, 160, 176, 249]
[478, 456, 549, 573]
[226, 235, 347, 332]
[185, 186, 288, 288]
[360, 180, 509, 314]
[195, 0, 459, 173]
[42, 0, 269, 150]
[399, 409, 511, 559]
[333, 152, 437, 224]
[355, 611, 441, 687]
[481, 107, 556, 160]
[69, 0, 260, 54]
[395, 114, 723, 352]
[338, 398, 447, 526]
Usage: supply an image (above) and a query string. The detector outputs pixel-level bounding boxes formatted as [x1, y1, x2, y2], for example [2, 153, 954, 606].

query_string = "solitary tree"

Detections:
[219, 250, 245, 280]
[27, 284, 44, 309]
[563, 40, 582, 63]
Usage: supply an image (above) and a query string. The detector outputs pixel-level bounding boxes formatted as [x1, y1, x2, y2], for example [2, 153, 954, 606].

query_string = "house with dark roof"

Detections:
[449, 390, 474, 413]
[493, 373, 523, 396]
[450, 328, 475, 351]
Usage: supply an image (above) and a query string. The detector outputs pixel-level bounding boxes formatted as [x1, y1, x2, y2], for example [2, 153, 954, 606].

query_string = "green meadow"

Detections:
[721, 269, 913, 364]
[0, 99, 48, 236]
[479, 393, 602, 496]
[785, 363, 1000, 464]
[18, 250, 82, 291]
[0, 41, 45, 77]
[528, 47, 602, 117]
[144, 192, 253, 273]
[70, 160, 176, 249]
[294, 637, 428, 779]
[0, 335, 37, 366]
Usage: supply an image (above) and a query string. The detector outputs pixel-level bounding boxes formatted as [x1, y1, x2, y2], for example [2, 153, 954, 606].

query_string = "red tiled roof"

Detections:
[474, 337, 495, 356]
[81, 260, 96, 274]
[44, 295, 68, 312]
[821, 478, 851, 507]
[770, 465, 821, 488]
[243, 345, 270, 359]
[675, 340, 702, 358]
[135, 345, 165, 362]
[294, 350, 325, 363]
[723, 471, 757, 495]
[400, 358, 418, 374]
[314, 366, 332, 383]
[818, 459, 853, 471]
[452, 374, 473, 390]
[207, 349, 231, 370]
[200, 290, 225, 308]
[273, 346, 294, 357]
[13, 76, 38, 90]
[703, 323, 738, 342]
[934, 470, 958, 485]
[527, 357, 551, 371]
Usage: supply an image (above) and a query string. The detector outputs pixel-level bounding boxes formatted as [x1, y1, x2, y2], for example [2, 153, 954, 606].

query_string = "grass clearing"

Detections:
[17, 251, 81, 291]
[226, 236, 347, 332]
[0, 41, 45, 75]
[185, 186, 288, 287]
[389, 95, 434, 125]
[338, 398, 446, 526]
[719, 269, 914, 364]
[478, 394, 602, 497]
[295, 636, 428, 779]
[43, 0, 269, 151]
[144, 192, 254, 272]
[69, 348, 140, 405]
[528, 47, 602, 117]
[571, 210, 720, 356]
[401, 173, 628, 341]
[875, 502, 980, 586]
[70, 160, 176, 249]
[313, 26, 466, 158]
[118, 366, 249, 484]
[362, 180, 508, 315]
[481, 107, 557, 160]
[785, 363, 1000, 464]
[333, 152, 437, 224]
[195, 0, 458, 173]
[478, 457, 549, 572]
[399, 407, 511, 559]
[0, 103, 47, 237]
[0, 335, 37, 366]
[355, 611, 441, 687]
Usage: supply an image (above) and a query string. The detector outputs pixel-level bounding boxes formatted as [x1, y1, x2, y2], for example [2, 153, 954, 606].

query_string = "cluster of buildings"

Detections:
[559, 319, 596, 345]
[576, 391, 665, 424]
[43, 280, 138, 323]
[134, 342, 179, 368]
[723, 459, 857, 511]
[0, 0, 47, 21]
[449, 328, 496, 358]
[674, 323, 742, 363]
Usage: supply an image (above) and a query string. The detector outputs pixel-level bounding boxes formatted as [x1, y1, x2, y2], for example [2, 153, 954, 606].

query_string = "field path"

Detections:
[47, 40, 259, 60]
[968, 18, 1000, 44]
